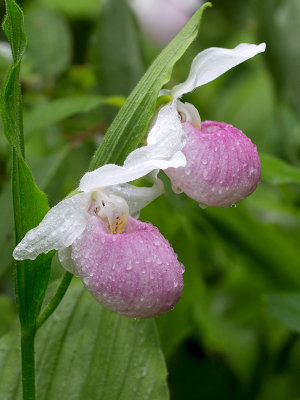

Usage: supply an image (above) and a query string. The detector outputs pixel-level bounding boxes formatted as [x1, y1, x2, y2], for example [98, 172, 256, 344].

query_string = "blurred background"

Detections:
[1, 0, 300, 399]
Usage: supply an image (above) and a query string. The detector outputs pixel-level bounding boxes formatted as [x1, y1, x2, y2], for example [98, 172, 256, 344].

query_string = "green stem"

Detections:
[36, 272, 73, 329]
[21, 329, 36, 400]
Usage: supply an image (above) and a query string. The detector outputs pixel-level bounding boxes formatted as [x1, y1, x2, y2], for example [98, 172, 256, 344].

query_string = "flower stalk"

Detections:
[20, 328, 36, 400]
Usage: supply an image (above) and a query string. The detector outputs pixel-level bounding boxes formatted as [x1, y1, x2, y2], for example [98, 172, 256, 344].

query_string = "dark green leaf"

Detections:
[40, 0, 101, 18]
[266, 293, 300, 332]
[0, 296, 16, 337]
[0, 281, 169, 400]
[89, 2, 212, 170]
[91, 0, 144, 97]
[261, 153, 300, 185]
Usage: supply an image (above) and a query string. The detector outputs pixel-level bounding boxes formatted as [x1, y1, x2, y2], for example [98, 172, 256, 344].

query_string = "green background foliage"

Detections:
[0, 0, 300, 399]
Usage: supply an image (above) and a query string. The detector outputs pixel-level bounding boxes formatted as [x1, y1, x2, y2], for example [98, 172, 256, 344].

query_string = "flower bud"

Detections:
[165, 121, 261, 207]
[71, 216, 184, 318]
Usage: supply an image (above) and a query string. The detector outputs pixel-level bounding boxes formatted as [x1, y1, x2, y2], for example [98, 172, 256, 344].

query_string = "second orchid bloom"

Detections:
[13, 43, 265, 318]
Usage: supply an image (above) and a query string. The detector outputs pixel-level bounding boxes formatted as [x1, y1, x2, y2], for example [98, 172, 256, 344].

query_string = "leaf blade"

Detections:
[0, 281, 169, 400]
[261, 152, 300, 185]
[266, 293, 300, 332]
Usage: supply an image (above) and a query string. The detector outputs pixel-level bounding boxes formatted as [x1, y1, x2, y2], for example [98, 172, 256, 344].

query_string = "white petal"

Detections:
[105, 177, 164, 218]
[13, 192, 91, 260]
[167, 43, 266, 98]
[79, 103, 186, 191]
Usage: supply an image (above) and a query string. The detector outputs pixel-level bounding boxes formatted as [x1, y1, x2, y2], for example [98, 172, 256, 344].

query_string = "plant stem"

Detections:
[21, 329, 36, 400]
[36, 272, 73, 329]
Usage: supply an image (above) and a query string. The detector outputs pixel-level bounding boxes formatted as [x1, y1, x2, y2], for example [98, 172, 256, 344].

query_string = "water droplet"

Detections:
[172, 183, 183, 194]
[198, 202, 207, 209]
[145, 257, 151, 263]
[153, 240, 160, 246]
[101, 237, 105, 244]
[202, 159, 208, 165]
[126, 264, 132, 271]
[230, 203, 238, 208]
[156, 259, 162, 265]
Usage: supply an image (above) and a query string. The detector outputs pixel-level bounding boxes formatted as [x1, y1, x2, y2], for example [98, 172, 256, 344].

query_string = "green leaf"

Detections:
[203, 206, 300, 289]
[24, 8, 72, 82]
[0, 281, 169, 400]
[89, 2, 212, 170]
[0, 0, 26, 154]
[0, 296, 16, 337]
[266, 293, 300, 333]
[1, 0, 54, 328]
[261, 153, 300, 185]
[40, 0, 101, 18]
[91, 0, 144, 98]
[0, 182, 14, 277]
[24, 95, 125, 136]
[12, 155, 54, 327]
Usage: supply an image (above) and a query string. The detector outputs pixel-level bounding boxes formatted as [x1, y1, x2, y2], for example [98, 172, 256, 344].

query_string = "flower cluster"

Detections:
[13, 43, 265, 318]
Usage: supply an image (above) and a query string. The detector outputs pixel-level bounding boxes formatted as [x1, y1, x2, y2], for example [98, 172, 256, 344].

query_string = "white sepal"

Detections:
[164, 43, 266, 99]
[13, 192, 91, 260]
[79, 103, 187, 191]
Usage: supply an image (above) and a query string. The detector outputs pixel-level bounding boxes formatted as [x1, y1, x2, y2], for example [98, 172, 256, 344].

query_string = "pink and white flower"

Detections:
[13, 105, 187, 318]
[157, 43, 266, 207]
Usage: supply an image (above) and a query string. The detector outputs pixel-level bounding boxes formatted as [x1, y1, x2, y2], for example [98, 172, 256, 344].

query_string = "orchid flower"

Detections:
[158, 43, 266, 207]
[13, 104, 186, 318]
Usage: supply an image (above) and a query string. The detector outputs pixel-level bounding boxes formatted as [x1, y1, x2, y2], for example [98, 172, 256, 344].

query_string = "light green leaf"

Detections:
[0, 0, 54, 328]
[24, 8, 72, 82]
[266, 293, 300, 333]
[24, 95, 125, 136]
[261, 153, 300, 185]
[89, 2, 212, 170]
[0, 281, 169, 400]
